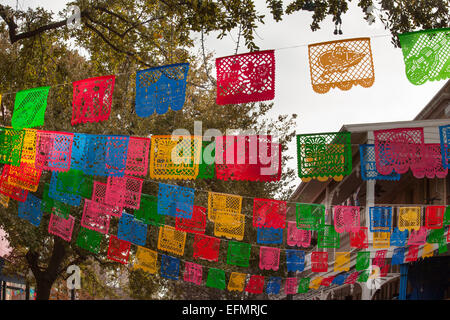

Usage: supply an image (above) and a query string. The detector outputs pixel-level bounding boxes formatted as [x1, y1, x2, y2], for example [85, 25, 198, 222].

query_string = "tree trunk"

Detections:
[26, 237, 67, 300]
[35, 278, 53, 300]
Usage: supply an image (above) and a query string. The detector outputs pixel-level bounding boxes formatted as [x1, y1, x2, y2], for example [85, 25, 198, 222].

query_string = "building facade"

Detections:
[290, 80, 450, 300]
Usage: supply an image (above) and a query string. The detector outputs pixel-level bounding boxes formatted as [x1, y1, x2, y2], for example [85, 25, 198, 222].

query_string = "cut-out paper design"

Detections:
[215, 135, 281, 182]
[297, 132, 352, 181]
[256, 227, 283, 244]
[390, 227, 408, 246]
[0, 127, 25, 166]
[266, 277, 282, 295]
[439, 125, 450, 169]
[444, 207, 450, 226]
[320, 276, 335, 287]
[285, 278, 298, 295]
[286, 250, 305, 272]
[117, 213, 147, 246]
[48, 172, 81, 206]
[134, 246, 158, 274]
[51, 206, 69, 220]
[71, 75, 115, 125]
[311, 251, 328, 272]
[18, 193, 41, 226]
[197, 141, 215, 179]
[105, 175, 144, 210]
[0, 166, 28, 202]
[427, 228, 445, 243]
[333, 206, 360, 233]
[350, 227, 368, 249]
[176, 205, 206, 234]
[259, 246, 280, 271]
[81, 199, 112, 234]
[214, 211, 245, 241]
[308, 38, 374, 93]
[398, 28, 449, 85]
[358, 270, 370, 283]
[107, 235, 131, 264]
[373, 232, 390, 248]
[0, 194, 9, 208]
[135, 63, 189, 117]
[208, 191, 242, 222]
[410, 144, 448, 179]
[405, 245, 419, 262]
[318, 224, 340, 248]
[356, 251, 370, 271]
[372, 250, 387, 267]
[379, 264, 390, 277]
[398, 207, 421, 231]
[35, 130, 74, 172]
[69, 133, 87, 171]
[158, 183, 194, 219]
[425, 206, 446, 229]
[206, 268, 226, 290]
[359, 144, 401, 181]
[193, 234, 221, 262]
[216, 50, 275, 105]
[55, 169, 92, 198]
[438, 238, 448, 254]
[41, 184, 54, 213]
[70, 134, 115, 176]
[334, 252, 350, 272]
[92, 181, 122, 217]
[21, 128, 37, 165]
[392, 247, 406, 266]
[104, 135, 129, 177]
[245, 275, 264, 295]
[295, 203, 325, 231]
[374, 127, 424, 175]
[76, 227, 102, 254]
[135, 194, 164, 226]
[157, 225, 187, 256]
[253, 198, 287, 229]
[345, 272, 360, 285]
[422, 243, 435, 259]
[370, 206, 392, 233]
[48, 214, 75, 242]
[12, 86, 50, 129]
[125, 136, 150, 176]
[309, 277, 323, 290]
[332, 273, 348, 286]
[287, 221, 311, 247]
[227, 241, 251, 267]
[41, 183, 70, 217]
[408, 227, 427, 246]
[6, 163, 41, 192]
[160, 254, 180, 280]
[298, 278, 310, 293]
[150, 135, 202, 180]
[184, 262, 202, 285]
[228, 272, 246, 292]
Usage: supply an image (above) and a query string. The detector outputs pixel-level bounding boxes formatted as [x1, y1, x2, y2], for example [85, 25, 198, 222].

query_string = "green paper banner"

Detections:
[12, 86, 50, 129]
[398, 28, 449, 85]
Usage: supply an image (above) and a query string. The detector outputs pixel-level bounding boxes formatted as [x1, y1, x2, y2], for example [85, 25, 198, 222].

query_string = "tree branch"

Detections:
[25, 249, 42, 279]
[84, 20, 152, 68]
[0, 4, 89, 44]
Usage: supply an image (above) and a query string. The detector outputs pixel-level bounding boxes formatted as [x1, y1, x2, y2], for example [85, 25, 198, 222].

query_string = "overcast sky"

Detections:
[3, 0, 447, 188]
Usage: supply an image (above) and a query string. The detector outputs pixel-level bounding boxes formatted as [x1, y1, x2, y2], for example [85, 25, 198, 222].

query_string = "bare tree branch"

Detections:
[0, 4, 89, 43]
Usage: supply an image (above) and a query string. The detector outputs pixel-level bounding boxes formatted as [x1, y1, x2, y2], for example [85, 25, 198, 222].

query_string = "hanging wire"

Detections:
[0, 33, 393, 97]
